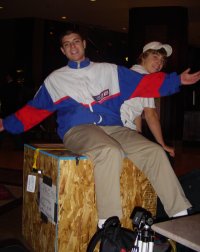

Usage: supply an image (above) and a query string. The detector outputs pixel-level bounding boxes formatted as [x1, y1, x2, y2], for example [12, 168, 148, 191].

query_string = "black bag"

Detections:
[87, 216, 136, 252]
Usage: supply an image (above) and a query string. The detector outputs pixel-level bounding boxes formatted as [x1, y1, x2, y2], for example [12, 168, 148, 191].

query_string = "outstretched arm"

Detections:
[180, 68, 200, 85]
[1, 85, 55, 134]
[118, 66, 200, 100]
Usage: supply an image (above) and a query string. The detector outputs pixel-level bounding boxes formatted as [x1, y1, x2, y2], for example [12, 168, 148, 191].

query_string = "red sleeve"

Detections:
[15, 105, 53, 131]
[130, 72, 166, 98]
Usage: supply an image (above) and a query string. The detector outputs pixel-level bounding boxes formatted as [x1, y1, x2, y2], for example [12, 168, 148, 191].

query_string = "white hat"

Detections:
[143, 41, 172, 57]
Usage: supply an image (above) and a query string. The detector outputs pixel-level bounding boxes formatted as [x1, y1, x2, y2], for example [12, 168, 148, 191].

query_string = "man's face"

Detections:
[142, 52, 165, 73]
[60, 33, 86, 62]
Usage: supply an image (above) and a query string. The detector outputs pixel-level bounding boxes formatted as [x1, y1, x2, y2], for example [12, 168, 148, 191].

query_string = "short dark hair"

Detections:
[59, 28, 86, 46]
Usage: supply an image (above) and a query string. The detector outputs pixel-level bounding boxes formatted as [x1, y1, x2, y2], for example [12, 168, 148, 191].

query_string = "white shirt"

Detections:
[120, 64, 155, 130]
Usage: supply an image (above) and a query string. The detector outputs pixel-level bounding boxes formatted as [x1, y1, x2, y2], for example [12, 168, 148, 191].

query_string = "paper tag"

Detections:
[39, 177, 57, 224]
[27, 175, 36, 193]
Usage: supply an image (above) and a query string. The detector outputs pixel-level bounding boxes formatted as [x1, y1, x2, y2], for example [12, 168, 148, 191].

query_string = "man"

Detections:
[0, 29, 200, 228]
[121, 41, 175, 157]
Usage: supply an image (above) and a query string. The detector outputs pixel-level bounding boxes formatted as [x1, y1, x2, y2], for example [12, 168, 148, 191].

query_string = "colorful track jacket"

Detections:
[3, 58, 181, 140]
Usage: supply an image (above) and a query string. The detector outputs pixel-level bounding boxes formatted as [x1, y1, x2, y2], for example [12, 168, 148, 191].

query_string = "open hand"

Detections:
[180, 68, 200, 85]
[163, 144, 175, 157]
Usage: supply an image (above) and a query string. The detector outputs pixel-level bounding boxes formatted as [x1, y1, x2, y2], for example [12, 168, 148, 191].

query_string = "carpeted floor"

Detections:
[0, 184, 13, 200]
[0, 183, 22, 215]
[0, 135, 28, 251]
[0, 238, 30, 252]
[0, 168, 23, 186]
[0, 167, 23, 215]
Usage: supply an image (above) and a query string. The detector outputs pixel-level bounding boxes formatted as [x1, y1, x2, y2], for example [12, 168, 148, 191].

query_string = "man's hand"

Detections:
[180, 68, 200, 85]
[162, 144, 175, 157]
[0, 119, 4, 132]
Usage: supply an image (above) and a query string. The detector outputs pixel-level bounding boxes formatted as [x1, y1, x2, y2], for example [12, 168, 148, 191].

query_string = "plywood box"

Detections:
[22, 143, 156, 252]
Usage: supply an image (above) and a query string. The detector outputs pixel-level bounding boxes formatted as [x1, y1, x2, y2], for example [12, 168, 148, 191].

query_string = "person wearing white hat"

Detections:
[120, 41, 175, 157]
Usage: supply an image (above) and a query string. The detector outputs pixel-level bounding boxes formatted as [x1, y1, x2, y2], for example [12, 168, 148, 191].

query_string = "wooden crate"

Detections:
[22, 143, 156, 252]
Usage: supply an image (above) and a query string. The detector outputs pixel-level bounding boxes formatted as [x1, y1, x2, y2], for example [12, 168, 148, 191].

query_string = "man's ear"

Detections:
[83, 40, 86, 49]
[60, 47, 65, 55]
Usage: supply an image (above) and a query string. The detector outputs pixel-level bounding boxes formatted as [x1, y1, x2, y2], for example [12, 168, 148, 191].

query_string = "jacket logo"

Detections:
[93, 89, 109, 102]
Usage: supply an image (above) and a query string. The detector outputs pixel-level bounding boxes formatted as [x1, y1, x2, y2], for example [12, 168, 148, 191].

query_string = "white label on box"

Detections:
[39, 178, 57, 224]
[26, 175, 36, 193]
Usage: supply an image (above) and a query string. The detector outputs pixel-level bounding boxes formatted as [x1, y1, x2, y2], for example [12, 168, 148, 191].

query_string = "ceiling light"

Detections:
[61, 16, 67, 20]
[16, 69, 23, 73]
[0, 6, 4, 10]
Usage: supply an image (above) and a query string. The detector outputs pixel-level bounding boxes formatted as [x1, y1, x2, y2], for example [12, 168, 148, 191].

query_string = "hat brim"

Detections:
[157, 44, 172, 57]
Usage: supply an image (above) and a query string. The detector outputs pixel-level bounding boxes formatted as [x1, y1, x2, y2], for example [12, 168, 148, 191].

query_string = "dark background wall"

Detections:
[0, 18, 128, 88]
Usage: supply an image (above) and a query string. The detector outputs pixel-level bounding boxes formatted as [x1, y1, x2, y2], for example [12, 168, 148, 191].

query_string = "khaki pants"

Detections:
[63, 125, 191, 219]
